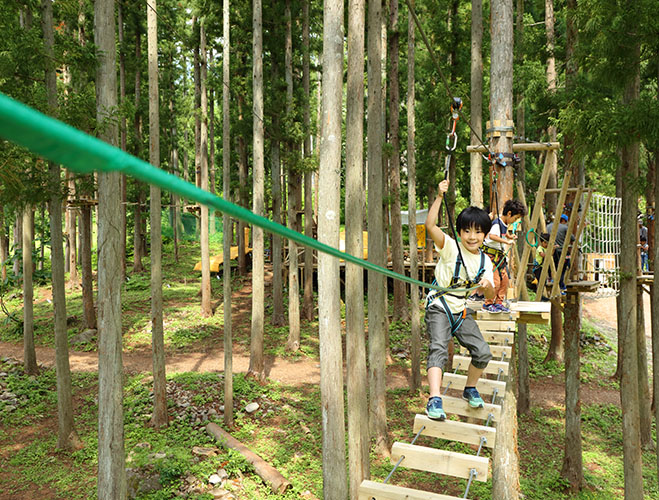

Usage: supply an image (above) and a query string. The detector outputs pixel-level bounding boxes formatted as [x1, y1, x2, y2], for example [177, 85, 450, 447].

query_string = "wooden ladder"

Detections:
[358, 313, 515, 500]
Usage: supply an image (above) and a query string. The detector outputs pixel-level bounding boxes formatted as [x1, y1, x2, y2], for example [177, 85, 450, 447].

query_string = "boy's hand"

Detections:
[478, 278, 496, 300]
[438, 179, 449, 196]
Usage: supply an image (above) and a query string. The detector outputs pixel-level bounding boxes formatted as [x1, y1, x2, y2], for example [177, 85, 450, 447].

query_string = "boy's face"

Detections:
[459, 225, 486, 254]
[503, 211, 522, 225]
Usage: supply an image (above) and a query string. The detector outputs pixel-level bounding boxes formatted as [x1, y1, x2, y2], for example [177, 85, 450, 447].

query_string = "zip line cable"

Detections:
[0, 93, 483, 295]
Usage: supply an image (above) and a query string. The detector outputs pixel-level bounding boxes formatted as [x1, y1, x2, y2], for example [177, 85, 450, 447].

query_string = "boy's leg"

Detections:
[484, 266, 502, 307]
[496, 267, 509, 304]
[455, 313, 492, 407]
[425, 304, 452, 420]
[428, 366, 443, 398]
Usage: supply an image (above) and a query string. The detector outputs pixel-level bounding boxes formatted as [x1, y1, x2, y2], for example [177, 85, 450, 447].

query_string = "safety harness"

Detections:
[426, 249, 487, 334]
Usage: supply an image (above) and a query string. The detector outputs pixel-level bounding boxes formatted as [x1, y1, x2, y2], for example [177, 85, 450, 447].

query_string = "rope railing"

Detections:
[0, 92, 475, 295]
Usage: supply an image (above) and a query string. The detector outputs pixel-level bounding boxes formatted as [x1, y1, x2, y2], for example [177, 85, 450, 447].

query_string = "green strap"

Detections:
[0, 92, 475, 294]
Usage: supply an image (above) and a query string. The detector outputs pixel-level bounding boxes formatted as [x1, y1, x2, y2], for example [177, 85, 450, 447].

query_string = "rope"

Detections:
[0, 93, 480, 295]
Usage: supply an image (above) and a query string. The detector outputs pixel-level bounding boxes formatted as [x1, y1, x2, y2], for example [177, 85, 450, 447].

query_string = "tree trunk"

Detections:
[319, 0, 348, 496]
[387, 0, 406, 321]
[237, 97, 248, 276]
[0, 205, 7, 282]
[147, 0, 167, 428]
[222, 0, 233, 427]
[470, 0, 484, 207]
[302, 0, 314, 322]
[544, 304, 564, 363]
[118, 1, 127, 281]
[368, 0, 389, 458]
[515, 0, 526, 200]
[209, 81, 216, 236]
[132, 22, 144, 274]
[95, 0, 126, 495]
[81, 207, 96, 329]
[618, 38, 644, 500]
[13, 217, 21, 278]
[636, 287, 653, 449]
[248, 0, 265, 380]
[346, 0, 370, 495]
[560, 291, 583, 491]
[66, 173, 78, 284]
[545, 0, 558, 213]
[43, 0, 79, 444]
[271, 125, 285, 326]
[407, 0, 421, 392]
[653, 75, 659, 482]
[490, 0, 519, 496]
[199, 21, 212, 318]
[23, 207, 38, 375]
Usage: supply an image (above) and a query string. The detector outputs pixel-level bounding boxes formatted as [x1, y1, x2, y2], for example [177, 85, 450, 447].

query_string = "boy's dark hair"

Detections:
[539, 232, 550, 242]
[502, 199, 527, 217]
[456, 206, 492, 234]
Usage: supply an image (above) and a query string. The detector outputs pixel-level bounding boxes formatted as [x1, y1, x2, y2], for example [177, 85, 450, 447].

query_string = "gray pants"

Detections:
[425, 302, 492, 371]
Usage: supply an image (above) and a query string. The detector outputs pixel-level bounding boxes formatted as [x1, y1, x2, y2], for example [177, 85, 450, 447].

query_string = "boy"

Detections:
[424, 179, 495, 421]
[482, 199, 527, 313]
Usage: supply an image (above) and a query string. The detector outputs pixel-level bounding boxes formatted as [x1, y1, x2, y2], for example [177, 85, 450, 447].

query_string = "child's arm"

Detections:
[425, 180, 449, 250]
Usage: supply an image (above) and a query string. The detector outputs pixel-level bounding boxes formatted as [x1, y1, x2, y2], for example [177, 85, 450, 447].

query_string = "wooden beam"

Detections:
[413, 414, 497, 448]
[452, 355, 509, 376]
[460, 344, 512, 359]
[476, 310, 519, 321]
[358, 480, 463, 500]
[550, 185, 584, 299]
[442, 373, 506, 396]
[441, 395, 501, 422]
[391, 442, 489, 481]
[466, 141, 560, 153]
[567, 189, 594, 280]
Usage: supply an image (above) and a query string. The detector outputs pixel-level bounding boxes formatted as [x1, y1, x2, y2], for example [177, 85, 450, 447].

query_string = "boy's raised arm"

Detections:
[425, 180, 449, 250]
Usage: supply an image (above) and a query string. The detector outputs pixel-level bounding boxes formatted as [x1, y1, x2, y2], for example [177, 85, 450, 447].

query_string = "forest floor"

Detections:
[0, 258, 657, 499]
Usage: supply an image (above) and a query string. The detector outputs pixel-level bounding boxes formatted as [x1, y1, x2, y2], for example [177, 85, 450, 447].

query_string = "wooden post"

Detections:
[549, 186, 583, 299]
[560, 289, 583, 491]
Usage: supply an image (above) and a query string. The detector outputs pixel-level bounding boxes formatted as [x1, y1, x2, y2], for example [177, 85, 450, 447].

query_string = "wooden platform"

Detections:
[509, 300, 551, 325]
[565, 280, 600, 293]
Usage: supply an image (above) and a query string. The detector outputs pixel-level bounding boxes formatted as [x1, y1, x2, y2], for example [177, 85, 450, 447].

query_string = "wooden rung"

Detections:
[460, 344, 511, 359]
[358, 480, 463, 500]
[391, 442, 489, 482]
[476, 311, 518, 321]
[475, 319, 516, 331]
[413, 414, 496, 448]
[452, 355, 509, 376]
[441, 395, 501, 422]
[481, 330, 514, 345]
[441, 373, 506, 396]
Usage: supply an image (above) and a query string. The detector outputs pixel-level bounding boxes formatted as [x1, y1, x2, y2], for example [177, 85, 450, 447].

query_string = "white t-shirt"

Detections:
[484, 218, 507, 251]
[426, 235, 494, 314]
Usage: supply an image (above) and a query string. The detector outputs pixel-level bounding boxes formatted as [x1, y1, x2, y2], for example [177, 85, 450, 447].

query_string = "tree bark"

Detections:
[0, 205, 7, 282]
[66, 173, 78, 285]
[470, 0, 484, 207]
[368, 0, 389, 457]
[13, 218, 21, 278]
[237, 96, 248, 276]
[95, 0, 126, 495]
[132, 23, 144, 274]
[653, 74, 659, 483]
[147, 0, 167, 428]
[222, 0, 233, 427]
[199, 21, 212, 318]
[544, 304, 564, 363]
[302, 0, 314, 322]
[81, 206, 96, 329]
[319, 0, 348, 496]
[346, 0, 370, 495]
[271, 123, 285, 326]
[387, 0, 406, 321]
[618, 38, 644, 500]
[408, 0, 421, 392]
[248, 0, 265, 380]
[23, 207, 37, 375]
[490, 0, 519, 496]
[118, 1, 127, 281]
[545, 0, 558, 212]
[636, 287, 653, 449]
[209, 81, 216, 236]
[560, 291, 583, 491]
[43, 0, 79, 443]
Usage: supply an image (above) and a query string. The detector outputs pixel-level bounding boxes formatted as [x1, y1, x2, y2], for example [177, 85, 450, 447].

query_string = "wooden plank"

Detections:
[441, 395, 501, 422]
[475, 319, 516, 331]
[460, 344, 512, 360]
[358, 480, 463, 500]
[516, 311, 550, 325]
[510, 301, 551, 313]
[452, 355, 509, 376]
[390, 442, 489, 482]
[413, 414, 496, 448]
[480, 330, 514, 345]
[442, 373, 506, 396]
[476, 310, 518, 321]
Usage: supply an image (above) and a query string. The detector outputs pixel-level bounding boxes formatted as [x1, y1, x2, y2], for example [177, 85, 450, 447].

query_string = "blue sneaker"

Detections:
[482, 303, 496, 312]
[426, 396, 446, 421]
[463, 387, 485, 408]
[496, 303, 510, 313]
